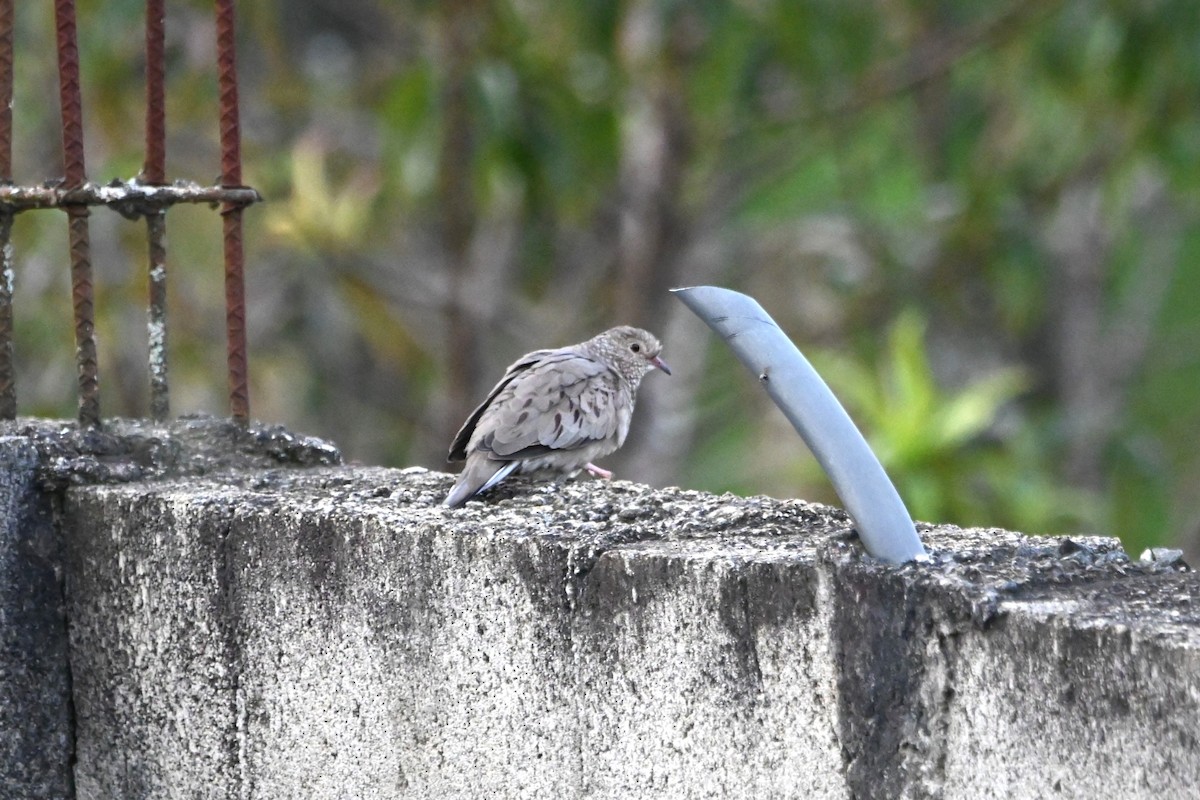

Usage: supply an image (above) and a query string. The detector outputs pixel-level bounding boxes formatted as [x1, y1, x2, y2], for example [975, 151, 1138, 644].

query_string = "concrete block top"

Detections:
[77, 456, 1200, 652]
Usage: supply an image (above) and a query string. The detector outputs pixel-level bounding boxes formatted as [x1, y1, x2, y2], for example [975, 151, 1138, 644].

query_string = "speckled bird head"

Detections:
[584, 326, 671, 385]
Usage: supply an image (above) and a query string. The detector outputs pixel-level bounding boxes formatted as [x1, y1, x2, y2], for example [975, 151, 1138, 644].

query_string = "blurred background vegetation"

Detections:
[6, 0, 1200, 557]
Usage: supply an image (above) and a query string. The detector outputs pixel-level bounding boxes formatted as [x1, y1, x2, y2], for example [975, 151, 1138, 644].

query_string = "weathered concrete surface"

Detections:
[60, 467, 1200, 799]
[4, 418, 1196, 797]
[3, 415, 340, 490]
[0, 416, 340, 797]
[0, 437, 73, 799]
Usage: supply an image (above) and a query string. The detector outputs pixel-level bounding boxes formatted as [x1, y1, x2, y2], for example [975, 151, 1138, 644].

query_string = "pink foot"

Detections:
[585, 462, 613, 480]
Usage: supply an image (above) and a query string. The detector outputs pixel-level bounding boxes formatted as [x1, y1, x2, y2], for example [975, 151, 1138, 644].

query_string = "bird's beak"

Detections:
[650, 355, 671, 375]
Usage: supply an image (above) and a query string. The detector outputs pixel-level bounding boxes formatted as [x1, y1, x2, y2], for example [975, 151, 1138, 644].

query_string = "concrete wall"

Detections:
[1, 437, 73, 799]
[3, 419, 1199, 798]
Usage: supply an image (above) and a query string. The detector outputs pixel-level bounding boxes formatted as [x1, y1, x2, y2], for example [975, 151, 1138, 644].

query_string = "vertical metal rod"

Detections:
[216, 0, 249, 425]
[0, 211, 14, 421]
[55, 0, 100, 428]
[143, 0, 166, 185]
[145, 213, 169, 420]
[144, 0, 169, 420]
[0, 0, 15, 419]
[0, 0, 12, 182]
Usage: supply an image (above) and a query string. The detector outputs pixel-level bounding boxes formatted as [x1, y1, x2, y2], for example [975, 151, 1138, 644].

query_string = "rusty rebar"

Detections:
[56, 1, 86, 191]
[65, 207, 99, 426]
[56, 0, 100, 428]
[0, 181, 262, 213]
[143, 0, 168, 420]
[0, 0, 13, 183]
[0, 0, 15, 419]
[216, 0, 249, 425]
[143, 0, 166, 185]
[0, 0, 262, 426]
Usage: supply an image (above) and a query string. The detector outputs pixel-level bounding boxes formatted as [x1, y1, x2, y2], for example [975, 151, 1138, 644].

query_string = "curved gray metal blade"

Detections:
[672, 285, 926, 564]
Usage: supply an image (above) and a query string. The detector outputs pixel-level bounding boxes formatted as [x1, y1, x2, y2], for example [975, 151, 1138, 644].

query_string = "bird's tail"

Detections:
[443, 457, 518, 508]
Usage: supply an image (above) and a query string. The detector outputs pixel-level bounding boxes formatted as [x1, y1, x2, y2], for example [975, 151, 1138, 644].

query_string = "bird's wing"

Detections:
[447, 348, 558, 461]
[468, 351, 623, 462]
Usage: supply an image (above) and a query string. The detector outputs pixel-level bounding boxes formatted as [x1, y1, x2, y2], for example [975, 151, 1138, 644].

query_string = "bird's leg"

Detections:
[585, 462, 613, 480]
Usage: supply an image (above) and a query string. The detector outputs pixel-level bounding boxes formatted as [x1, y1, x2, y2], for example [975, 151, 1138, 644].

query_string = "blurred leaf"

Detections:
[265, 139, 381, 253]
[806, 310, 1083, 534]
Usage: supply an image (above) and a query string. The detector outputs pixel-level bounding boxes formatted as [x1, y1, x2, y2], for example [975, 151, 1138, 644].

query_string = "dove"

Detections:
[442, 326, 671, 508]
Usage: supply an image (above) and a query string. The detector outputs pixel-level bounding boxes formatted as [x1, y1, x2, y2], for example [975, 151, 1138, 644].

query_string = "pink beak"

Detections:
[649, 355, 671, 375]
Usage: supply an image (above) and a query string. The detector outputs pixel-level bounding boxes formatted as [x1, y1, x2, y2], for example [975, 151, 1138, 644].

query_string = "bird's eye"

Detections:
[630, 343, 641, 353]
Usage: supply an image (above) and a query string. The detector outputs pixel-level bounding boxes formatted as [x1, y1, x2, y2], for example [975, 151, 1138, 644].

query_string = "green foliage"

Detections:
[264, 140, 382, 254]
[808, 312, 1099, 535]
